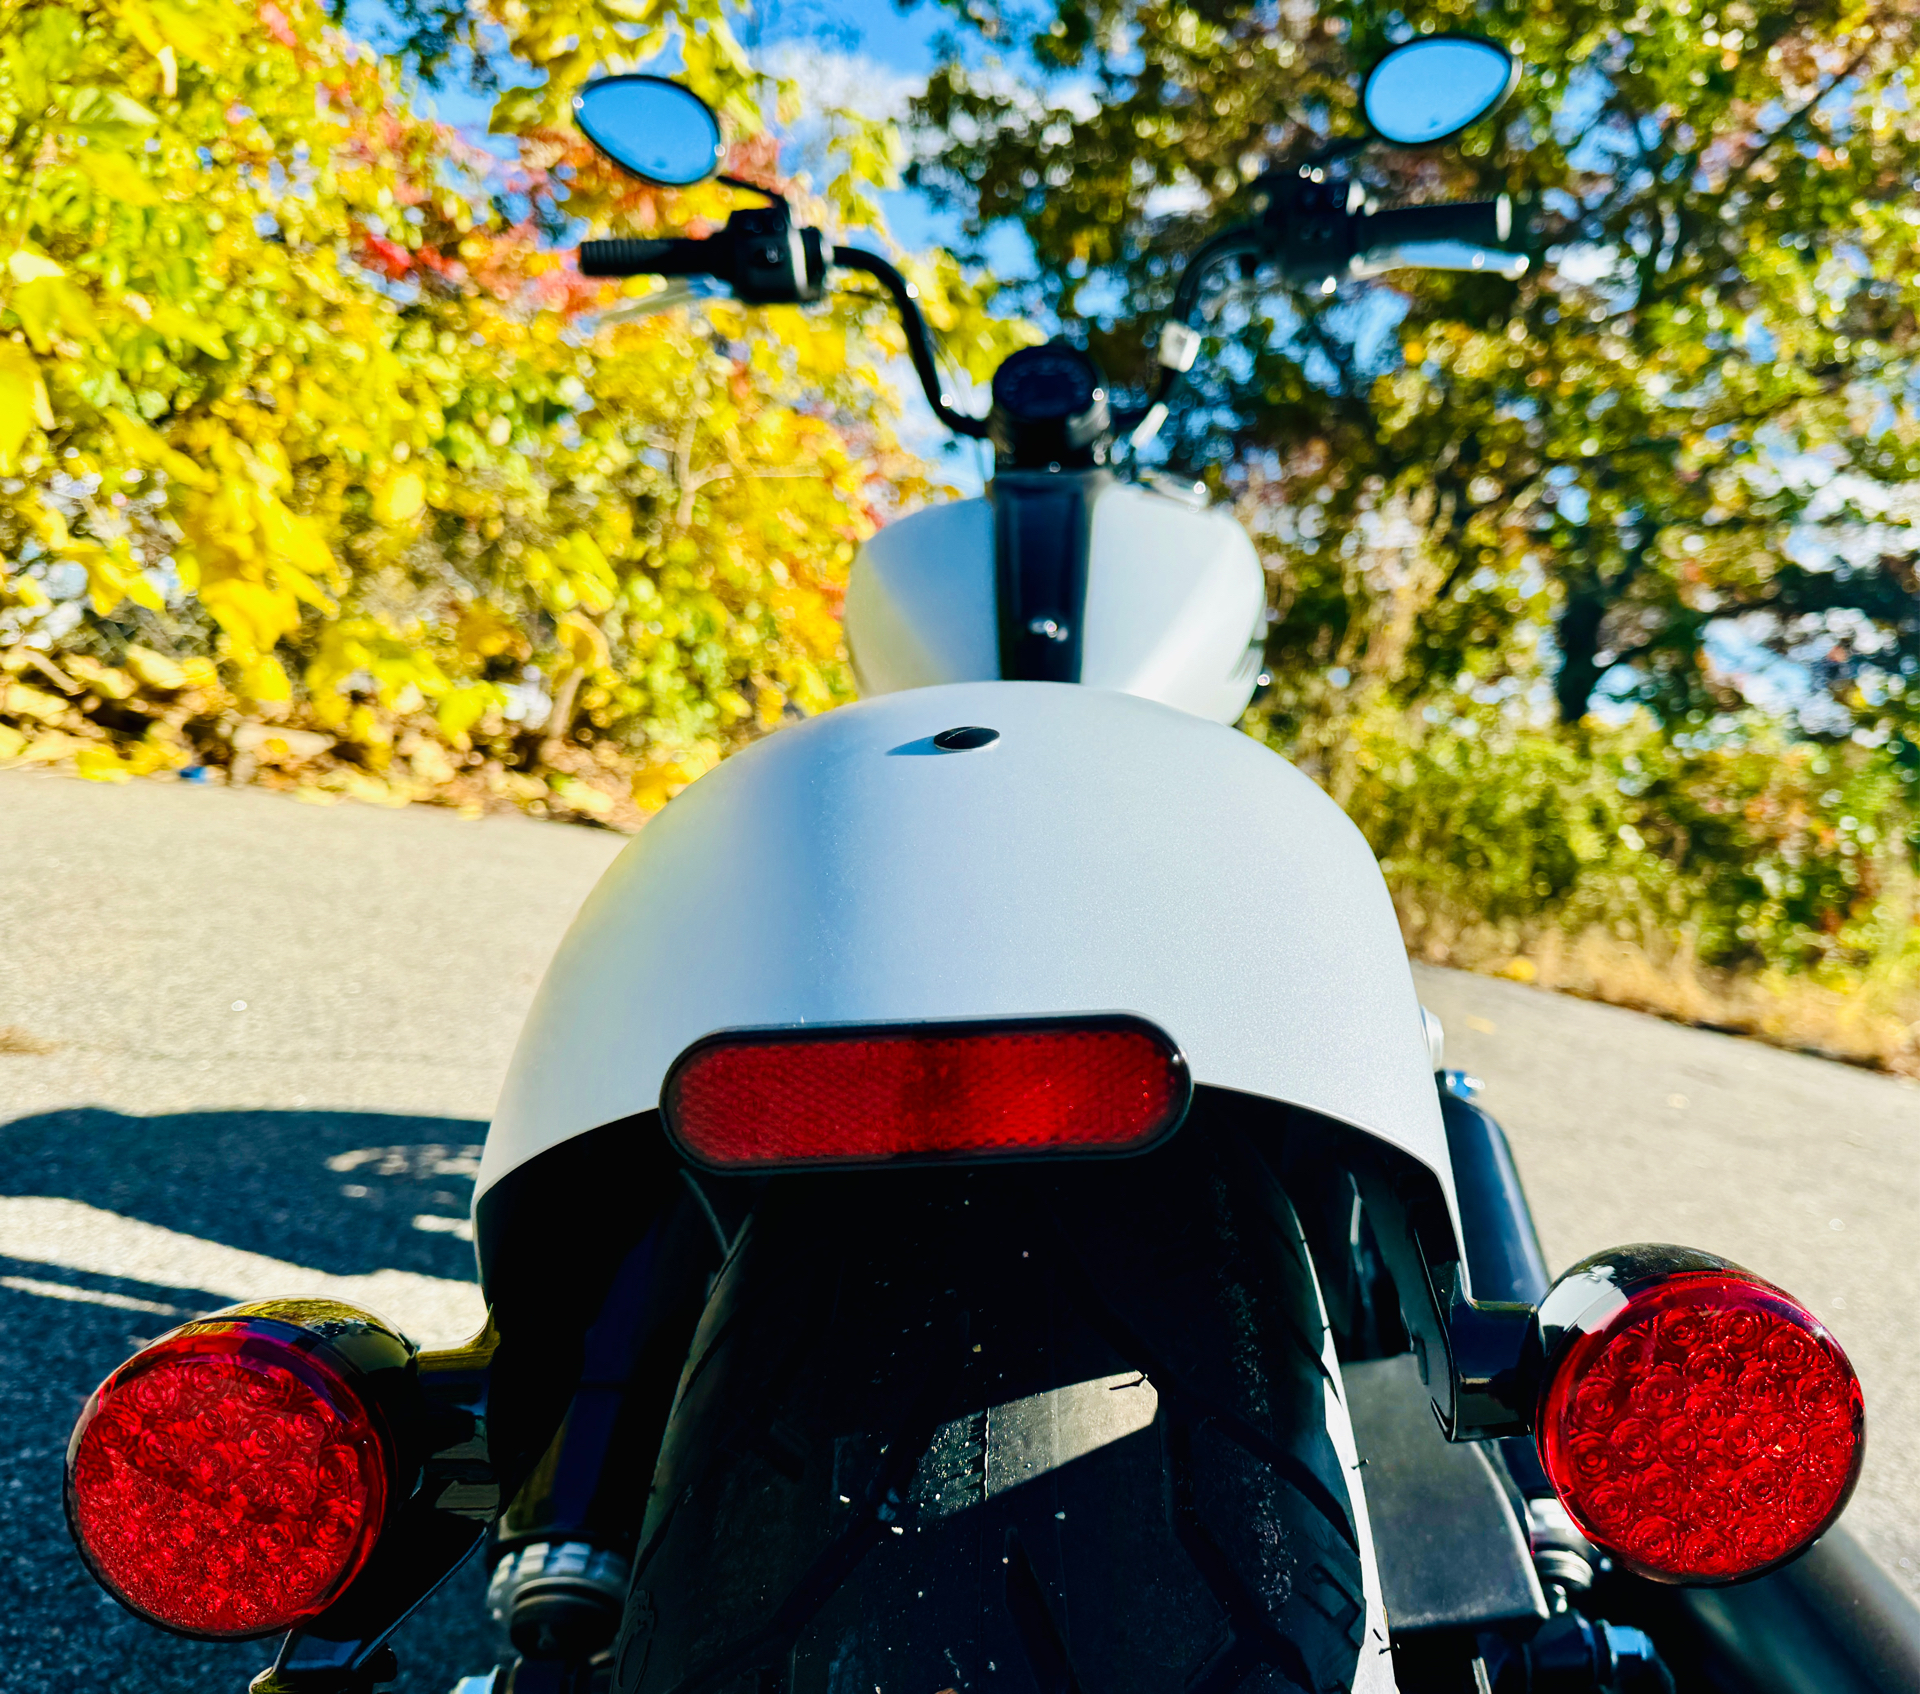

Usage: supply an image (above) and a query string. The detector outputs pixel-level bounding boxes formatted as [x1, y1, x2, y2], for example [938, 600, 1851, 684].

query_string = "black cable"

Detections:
[1148, 228, 1271, 407]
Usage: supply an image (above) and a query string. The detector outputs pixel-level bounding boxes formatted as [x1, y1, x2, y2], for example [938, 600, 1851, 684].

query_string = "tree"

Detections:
[0, 0, 1021, 813]
[911, 0, 1920, 739]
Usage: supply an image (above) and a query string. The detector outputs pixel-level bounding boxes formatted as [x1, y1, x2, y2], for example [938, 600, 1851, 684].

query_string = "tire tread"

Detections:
[615, 1129, 1369, 1694]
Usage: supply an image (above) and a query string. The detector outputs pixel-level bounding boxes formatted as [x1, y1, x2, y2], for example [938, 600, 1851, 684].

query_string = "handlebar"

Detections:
[1356, 197, 1510, 253]
[1351, 198, 1527, 279]
[830, 248, 991, 440]
[576, 229, 991, 440]
[576, 187, 1527, 450]
[580, 238, 714, 279]
[1142, 191, 1525, 415]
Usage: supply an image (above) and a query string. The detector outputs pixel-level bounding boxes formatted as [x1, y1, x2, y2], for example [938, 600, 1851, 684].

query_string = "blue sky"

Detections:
[400, 0, 1015, 470]
[410, 0, 968, 249]
[749, 0, 949, 74]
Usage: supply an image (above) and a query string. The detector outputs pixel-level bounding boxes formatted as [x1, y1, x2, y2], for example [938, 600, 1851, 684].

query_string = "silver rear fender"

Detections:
[480, 681, 1455, 1262]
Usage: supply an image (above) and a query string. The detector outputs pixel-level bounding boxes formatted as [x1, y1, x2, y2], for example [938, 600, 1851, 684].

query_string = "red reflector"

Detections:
[66, 1323, 391, 1639]
[664, 1017, 1190, 1169]
[1538, 1268, 1863, 1584]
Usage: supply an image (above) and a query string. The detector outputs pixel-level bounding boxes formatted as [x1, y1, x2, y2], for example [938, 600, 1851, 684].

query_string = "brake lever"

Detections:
[596, 278, 730, 325]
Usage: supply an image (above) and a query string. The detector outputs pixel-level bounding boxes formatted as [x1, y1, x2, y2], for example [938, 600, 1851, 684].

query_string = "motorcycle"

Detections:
[60, 35, 1913, 1694]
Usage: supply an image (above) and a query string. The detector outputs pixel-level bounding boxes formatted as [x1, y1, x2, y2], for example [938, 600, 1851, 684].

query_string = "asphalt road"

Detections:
[1412, 967, 1920, 1601]
[0, 770, 616, 1693]
[2, 765, 1916, 1694]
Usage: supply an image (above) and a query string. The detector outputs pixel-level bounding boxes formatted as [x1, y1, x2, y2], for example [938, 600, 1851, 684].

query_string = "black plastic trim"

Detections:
[473, 1114, 701, 1501]
[993, 470, 1106, 683]
[1438, 1085, 1550, 1307]
[255, 1315, 504, 1687]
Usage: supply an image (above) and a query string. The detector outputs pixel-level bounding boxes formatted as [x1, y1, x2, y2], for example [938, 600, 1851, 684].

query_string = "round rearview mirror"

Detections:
[574, 75, 724, 187]
[1362, 36, 1519, 147]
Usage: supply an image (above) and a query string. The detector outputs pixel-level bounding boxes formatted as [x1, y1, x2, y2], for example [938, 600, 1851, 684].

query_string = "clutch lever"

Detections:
[1349, 243, 1529, 280]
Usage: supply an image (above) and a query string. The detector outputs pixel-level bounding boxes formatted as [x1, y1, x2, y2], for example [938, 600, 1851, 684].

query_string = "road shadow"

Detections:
[0, 1107, 502, 1694]
[0, 1105, 488, 1280]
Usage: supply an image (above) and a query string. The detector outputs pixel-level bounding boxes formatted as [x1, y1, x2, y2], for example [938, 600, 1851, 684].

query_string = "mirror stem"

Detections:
[717, 173, 788, 208]
[1296, 134, 1370, 171]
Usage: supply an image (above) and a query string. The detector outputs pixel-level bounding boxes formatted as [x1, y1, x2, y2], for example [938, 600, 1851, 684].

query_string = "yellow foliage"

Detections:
[76, 147, 162, 205]
[0, 0, 1022, 823]
[63, 653, 135, 698]
[556, 610, 611, 673]
[436, 684, 500, 743]
[454, 603, 525, 662]
[0, 345, 53, 471]
[372, 471, 426, 525]
[631, 761, 696, 810]
[0, 680, 68, 721]
[123, 644, 212, 690]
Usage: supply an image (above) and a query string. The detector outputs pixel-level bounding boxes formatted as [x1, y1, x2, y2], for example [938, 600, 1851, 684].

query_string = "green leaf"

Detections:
[0, 343, 52, 469]
[146, 0, 230, 69]
[7, 250, 65, 284]
[20, 7, 83, 80]
[12, 274, 98, 349]
[67, 87, 159, 147]
[75, 148, 163, 207]
[145, 299, 228, 358]
[488, 84, 547, 135]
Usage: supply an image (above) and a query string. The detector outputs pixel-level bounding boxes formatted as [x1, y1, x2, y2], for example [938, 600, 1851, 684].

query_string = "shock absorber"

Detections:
[488, 1540, 635, 1663]
[487, 1177, 732, 1678]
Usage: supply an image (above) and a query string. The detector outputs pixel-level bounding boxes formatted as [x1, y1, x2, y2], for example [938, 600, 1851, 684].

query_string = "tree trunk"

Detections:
[1555, 581, 1609, 724]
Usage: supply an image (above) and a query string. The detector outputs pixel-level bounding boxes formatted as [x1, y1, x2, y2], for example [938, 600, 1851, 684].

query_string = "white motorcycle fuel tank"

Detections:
[844, 479, 1270, 722]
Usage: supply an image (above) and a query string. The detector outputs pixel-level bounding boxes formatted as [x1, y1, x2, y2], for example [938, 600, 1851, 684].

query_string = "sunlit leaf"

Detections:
[143, 300, 228, 359]
[0, 346, 53, 471]
[67, 85, 159, 144]
[371, 469, 426, 524]
[76, 147, 163, 206]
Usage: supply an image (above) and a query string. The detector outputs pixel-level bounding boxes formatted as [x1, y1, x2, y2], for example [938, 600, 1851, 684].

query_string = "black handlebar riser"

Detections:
[831, 247, 992, 440]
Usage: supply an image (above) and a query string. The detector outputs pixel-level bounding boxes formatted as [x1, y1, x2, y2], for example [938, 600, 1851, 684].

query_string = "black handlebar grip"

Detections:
[1356, 197, 1512, 252]
[579, 238, 714, 279]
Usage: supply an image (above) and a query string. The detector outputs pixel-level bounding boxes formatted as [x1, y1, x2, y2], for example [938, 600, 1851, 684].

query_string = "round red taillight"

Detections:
[65, 1320, 394, 1639]
[1536, 1255, 1864, 1585]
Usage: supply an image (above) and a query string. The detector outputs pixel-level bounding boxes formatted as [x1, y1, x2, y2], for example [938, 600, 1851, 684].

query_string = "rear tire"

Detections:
[613, 1125, 1390, 1694]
